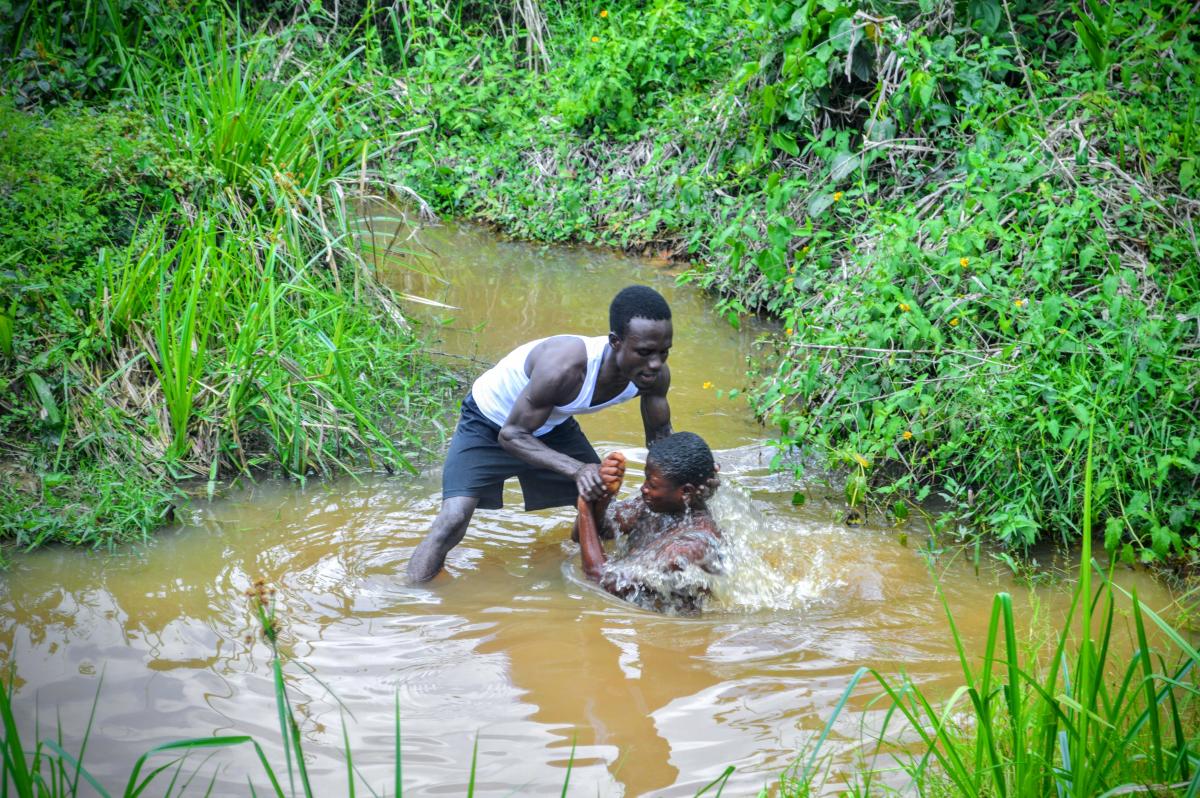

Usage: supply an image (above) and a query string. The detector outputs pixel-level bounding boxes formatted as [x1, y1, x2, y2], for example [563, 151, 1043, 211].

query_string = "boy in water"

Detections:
[575, 432, 724, 614]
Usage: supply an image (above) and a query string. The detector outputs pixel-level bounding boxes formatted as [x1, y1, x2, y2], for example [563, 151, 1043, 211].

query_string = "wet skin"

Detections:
[577, 453, 723, 612]
[407, 318, 674, 584]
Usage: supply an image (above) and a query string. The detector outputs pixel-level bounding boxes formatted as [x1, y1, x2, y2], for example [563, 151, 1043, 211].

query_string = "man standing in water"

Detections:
[406, 285, 674, 583]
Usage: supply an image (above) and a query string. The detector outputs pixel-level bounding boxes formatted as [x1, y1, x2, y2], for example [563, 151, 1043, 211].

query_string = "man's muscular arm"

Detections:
[497, 338, 608, 501]
[640, 363, 673, 445]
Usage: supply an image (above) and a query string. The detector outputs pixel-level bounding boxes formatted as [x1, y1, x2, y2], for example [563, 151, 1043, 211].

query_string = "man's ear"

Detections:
[608, 331, 621, 349]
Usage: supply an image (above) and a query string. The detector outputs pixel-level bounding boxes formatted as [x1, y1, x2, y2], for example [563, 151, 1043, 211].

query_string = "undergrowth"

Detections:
[372, 0, 1200, 564]
[0, 3, 460, 560]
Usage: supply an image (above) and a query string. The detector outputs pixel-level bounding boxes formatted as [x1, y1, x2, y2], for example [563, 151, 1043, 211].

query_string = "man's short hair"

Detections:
[647, 432, 715, 488]
[609, 285, 671, 338]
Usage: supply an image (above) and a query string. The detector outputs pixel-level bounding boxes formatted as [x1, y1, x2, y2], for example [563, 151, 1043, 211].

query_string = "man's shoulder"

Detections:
[527, 335, 589, 376]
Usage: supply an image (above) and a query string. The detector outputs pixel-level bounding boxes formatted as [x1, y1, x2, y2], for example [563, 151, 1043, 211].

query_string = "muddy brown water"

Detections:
[0, 214, 1180, 796]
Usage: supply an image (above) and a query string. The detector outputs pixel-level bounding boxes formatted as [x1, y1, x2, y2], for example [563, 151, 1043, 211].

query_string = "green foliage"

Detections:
[0, 0, 155, 105]
[555, 0, 738, 135]
[381, 0, 1200, 561]
[0, 5, 460, 556]
[0, 464, 175, 565]
[781, 455, 1200, 797]
[731, 0, 1200, 560]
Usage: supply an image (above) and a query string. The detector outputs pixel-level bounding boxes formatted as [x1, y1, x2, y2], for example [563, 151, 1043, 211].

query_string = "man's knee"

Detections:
[431, 497, 476, 539]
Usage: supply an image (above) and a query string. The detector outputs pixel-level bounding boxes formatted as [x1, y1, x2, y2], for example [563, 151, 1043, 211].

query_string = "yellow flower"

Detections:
[833, 191, 844, 201]
[600, 8, 608, 16]
[959, 257, 969, 268]
[899, 302, 911, 312]
[702, 381, 713, 389]
[785, 327, 794, 336]
[852, 453, 870, 468]
[801, 245, 810, 255]
[902, 430, 913, 440]
[1014, 299, 1026, 308]
[949, 317, 960, 327]
[591, 35, 600, 42]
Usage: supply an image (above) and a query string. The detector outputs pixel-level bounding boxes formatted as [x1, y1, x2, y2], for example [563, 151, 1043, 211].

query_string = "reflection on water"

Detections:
[0, 214, 1182, 796]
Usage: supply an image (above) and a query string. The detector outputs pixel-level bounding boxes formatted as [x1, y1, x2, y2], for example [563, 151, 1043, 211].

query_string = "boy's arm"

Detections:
[576, 496, 607, 581]
[577, 452, 626, 581]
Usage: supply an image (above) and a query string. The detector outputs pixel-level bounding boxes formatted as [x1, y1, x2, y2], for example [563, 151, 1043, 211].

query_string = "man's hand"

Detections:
[600, 451, 626, 495]
[574, 463, 608, 502]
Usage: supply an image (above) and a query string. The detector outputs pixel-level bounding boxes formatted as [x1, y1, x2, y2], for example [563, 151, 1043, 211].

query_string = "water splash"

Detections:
[706, 481, 844, 613]
[600, 508, 722, 615]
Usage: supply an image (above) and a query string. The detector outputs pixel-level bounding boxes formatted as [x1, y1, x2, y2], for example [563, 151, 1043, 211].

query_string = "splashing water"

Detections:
[597, 503, 723, 615]
[706, 480, 845, 613]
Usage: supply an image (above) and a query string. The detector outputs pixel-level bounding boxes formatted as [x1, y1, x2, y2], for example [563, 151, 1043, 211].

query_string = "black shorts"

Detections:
[441, 393, 600, 511]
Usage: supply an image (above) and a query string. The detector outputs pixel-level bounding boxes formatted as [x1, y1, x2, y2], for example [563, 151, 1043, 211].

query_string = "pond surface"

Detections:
[0, 213, 1179, 796]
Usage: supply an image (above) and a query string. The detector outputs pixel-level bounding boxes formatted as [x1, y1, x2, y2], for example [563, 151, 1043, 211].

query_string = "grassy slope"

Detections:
[0, 9, 460, 560]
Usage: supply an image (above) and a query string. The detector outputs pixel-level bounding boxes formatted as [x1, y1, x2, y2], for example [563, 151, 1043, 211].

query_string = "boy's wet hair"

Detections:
[609, 285, 671, 337]
[647, 432, 715, 488]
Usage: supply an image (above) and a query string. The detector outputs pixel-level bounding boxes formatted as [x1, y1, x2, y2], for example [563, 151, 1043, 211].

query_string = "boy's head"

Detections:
[642, 432, 717, 512]
[609, 286, 671, 338]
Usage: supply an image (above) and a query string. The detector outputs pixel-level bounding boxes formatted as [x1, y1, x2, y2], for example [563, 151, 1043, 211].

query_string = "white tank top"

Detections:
[471, 335, 639, 436]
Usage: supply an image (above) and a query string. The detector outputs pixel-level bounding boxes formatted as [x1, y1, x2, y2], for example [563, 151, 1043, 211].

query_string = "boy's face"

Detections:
[640, 463, 691, 513]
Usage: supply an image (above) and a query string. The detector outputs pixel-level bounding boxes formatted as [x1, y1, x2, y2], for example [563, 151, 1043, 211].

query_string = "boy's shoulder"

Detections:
[660, 520, 723, 574]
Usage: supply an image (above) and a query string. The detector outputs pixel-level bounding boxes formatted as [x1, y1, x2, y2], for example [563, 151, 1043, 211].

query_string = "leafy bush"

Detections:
[555, 0, 741, 135]
[0, 7, 461, 555]
[716, 0, 1200, 560]
[386, 0, 1200, 562]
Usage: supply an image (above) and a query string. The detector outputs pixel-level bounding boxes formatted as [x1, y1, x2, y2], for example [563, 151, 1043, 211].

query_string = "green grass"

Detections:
[0, 4, 461, 555]
[779, 442, 1200, 797]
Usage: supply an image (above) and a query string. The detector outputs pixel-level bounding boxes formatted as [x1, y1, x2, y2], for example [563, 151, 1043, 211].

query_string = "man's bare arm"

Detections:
[640, 363, 672, 445]
[497, 338, 607, 501]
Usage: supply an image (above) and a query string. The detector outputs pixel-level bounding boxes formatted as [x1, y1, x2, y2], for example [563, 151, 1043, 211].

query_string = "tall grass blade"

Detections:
[559, 735, 575, 798]
[466, 735, 479, 798]
[123, 736, 286, 798]
[1072, 424, 1096, 798]
[788, 666, 869, 790]
[695, 765, 734, 796]
[0, 676, 33, 798]
[341, 709, 355, 798]
[394, 691, 402, 798]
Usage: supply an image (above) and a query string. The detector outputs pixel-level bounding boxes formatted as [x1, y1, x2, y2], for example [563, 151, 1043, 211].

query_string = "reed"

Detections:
[780, 439, 1200, 797]
[67, 9, 455, 482]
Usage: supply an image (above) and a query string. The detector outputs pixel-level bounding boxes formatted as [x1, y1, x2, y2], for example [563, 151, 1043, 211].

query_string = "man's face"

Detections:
[611, 317, 672, 391]
[640, 463, 689, 513]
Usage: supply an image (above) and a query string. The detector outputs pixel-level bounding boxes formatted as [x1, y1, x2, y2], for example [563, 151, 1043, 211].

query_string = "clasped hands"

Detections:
[574, 451, 720, 502]
[574, 452, 627, 502]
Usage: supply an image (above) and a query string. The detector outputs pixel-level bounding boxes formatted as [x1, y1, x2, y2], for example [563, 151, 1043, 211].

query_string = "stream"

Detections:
[0, 212, 1178, 796]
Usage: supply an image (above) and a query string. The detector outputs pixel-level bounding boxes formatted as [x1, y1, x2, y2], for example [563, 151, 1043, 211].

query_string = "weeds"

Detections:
[0, 0, 464, 555]
[779, 442, 1200, 796]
